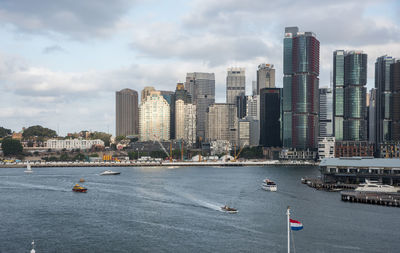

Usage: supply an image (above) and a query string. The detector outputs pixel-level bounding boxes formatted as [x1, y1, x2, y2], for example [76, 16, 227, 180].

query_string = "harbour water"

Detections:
[0, 166, 398, 252]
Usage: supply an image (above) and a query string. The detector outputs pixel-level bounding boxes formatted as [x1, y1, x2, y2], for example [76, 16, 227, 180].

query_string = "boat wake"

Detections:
[0, 181, 69, 192]
[167, 190, 223, 212]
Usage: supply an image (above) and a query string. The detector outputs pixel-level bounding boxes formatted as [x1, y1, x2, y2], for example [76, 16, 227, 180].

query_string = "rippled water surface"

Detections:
[0, 166, 398, 252]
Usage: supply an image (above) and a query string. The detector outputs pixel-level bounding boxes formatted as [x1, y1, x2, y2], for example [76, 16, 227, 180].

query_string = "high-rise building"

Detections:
[174, 83, 196, 146]
[185, 73, 215, 141]
[252, 81, 257, 96]
[226, 67, 245, 104]
[282, 27, 320, 149]
[333, 50, 368, 141]
[375, 55, 396, 144]
[392, 60, 400, 141]
[236, 94, 247, 119]
[184, 104, 197, 146]
[319, 87, 333, 137]
[257, 64, 275, 94]
[115, 89, 139, 137]
[369, 89, 377, 143]
[139, 90, 170, 141]
[205, 104, 238, 146]
[246, 95, 260, 120]
[141, 86, 155, 102]
[260, 88, 282, 147]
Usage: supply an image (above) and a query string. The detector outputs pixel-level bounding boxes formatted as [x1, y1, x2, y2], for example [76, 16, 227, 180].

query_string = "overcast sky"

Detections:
[0, 0, 399, 136]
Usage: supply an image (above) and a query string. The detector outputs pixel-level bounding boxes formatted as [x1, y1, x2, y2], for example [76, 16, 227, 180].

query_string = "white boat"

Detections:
[355, 180, 398, 193]
[221, 205, 238, 214]
[30, 240, 36, 253]
[24, 163, 33, 173]
[262, 178, 277, 192]
[100, 170, 121, 176]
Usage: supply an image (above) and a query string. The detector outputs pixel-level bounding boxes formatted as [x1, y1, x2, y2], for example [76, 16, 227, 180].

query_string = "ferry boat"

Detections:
[221, 205, 238, 214]
[100, 170, 121, 176]
[355, 180, 398, 193]
[72, 184, 87, 193]
[262, 178, 277, 192]
[24, 163, 33, 173]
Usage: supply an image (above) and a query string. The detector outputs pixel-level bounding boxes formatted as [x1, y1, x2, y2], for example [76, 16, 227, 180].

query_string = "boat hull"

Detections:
[72, 189, 87, 193]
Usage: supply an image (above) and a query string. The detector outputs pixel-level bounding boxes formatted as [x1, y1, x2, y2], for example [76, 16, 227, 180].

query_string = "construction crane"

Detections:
[233, 144, 246, 162]
[154, 136, 170, 160]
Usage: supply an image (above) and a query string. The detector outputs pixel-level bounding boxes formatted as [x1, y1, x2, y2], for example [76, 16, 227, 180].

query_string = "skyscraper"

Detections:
[257, 64, 275, 94]
[375, 55, 396, 144]
[226, 67, 245, 104]
[236, 94, 247, 119]
[260, 88, 282, 147]
[282, 27, 320, 149]
[368, 89, 377, 143]
[391, 60, 400, 141]
[174, 83, 196, 146]
[205, 104, 238, 146]
[333, 50, 345, 141]
[139, 90, 170, 141]
[141, 86, 155, 102]
[185, 72, 215, 141]
[319, 87, 333, 137]
[115, 88, 139, 137]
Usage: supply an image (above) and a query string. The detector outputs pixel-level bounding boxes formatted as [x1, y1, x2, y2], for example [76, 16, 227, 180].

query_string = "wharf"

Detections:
[341, 191, 400, 207]
[302, 177, 357, 191]
[0, 161, 318, 168]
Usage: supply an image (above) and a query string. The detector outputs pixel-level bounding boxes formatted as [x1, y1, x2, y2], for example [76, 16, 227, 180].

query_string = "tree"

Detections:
[0, 127, 12, 138]
[115, 135, 126, 142]
[1, 138, 23, 156]
[90, 132, 111, 146]
[74, 153, 86, 161]
[23, 125, 57, 139]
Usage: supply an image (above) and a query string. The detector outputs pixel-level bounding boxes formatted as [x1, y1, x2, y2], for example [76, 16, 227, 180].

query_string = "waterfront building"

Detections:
[320, 157, 400, 185]
[226, 67, 245, 104]
[375, 56, 396, 144]
[334, 141, 374, 158]
[139, 90, 170, 141]
[319, 87, 333, 137]
[282, 27, 320, 150]
[318, 136, 335, 161]
[391, 60, 400, 141]
[116, 88, 139, 137]
[46, 139, 104, 150]
[368, 89, 377, 143]
[185, 72, 215, 141]
[279, 148, 317, 160]
[238, 120, 250, 147]
[174, 83, 192, 140]
[379, 141, 400, 158]
[333, 50, 368, 141]
[210, 140, 231, 156]
[141, 86, 155, 102]
[256, 64, 275, 94]
[205, 104, 238, 146]
[260, 88, 282, 147]
[184, 104, 197, 146]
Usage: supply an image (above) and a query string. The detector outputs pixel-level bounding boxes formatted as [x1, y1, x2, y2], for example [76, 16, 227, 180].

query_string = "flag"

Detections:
[290, 219, 303, 231]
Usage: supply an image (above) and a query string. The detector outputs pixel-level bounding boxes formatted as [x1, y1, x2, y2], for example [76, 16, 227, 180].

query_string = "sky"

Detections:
[0, 0, 399, 136]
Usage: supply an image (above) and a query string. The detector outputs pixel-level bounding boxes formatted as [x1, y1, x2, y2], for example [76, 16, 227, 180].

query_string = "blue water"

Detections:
[0, 166, 398, 252]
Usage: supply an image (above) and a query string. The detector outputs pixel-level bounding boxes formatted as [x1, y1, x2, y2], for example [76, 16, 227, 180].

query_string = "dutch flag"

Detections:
[290, 219, 303, 231]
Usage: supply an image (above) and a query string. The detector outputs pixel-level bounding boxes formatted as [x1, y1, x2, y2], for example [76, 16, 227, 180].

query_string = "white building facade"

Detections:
[318, 137, 335, 160]
[46, 139, 104, 150]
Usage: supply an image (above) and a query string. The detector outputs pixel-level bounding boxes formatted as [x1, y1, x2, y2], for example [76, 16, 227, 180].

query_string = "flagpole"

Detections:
[287, 206, 290, 253]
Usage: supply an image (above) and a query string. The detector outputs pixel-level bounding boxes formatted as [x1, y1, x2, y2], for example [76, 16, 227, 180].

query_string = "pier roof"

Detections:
[320, 157, 400, 168]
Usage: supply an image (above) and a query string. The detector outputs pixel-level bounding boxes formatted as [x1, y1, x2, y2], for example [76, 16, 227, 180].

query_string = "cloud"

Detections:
[42, 45, 66, 54]
[0, 0, 136, 39]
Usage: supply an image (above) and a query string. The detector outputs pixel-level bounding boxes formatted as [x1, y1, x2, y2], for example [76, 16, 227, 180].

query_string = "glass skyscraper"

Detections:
[319, 87, 333, 137]
[260, 88, 282, 147]
[392, 60, 400, 141]
[282, 27, 320, 149]
[333, 50, 368, 141]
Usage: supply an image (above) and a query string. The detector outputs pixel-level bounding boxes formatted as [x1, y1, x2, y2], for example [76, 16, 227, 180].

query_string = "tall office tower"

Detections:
[115, 89, 139, 137]
[260, 88, 282, 147]
[160, 90, 175, 139]
[236, 94, 247, 119]
[246, 95, 260, 120]
[226, 67, 245, 104]
[333, 50, 345, 141]
[392, 60, 400, 141]
[205, 104, 238, 146]
[344, 51, 368, 141]
[184, 104, 197, 146]
[319, 88, 333, 137]
[185, 72, 215, 141]
[174, 83, 193, 142]
[141, 86, 155, 102]
[369, 89, 377, 143]
[252, 81, 257, 96]
[282, 27, 320, 149]
[375, 55, 396, 144]
[139, 90, 170, 141]
[256, 64, 275, 94]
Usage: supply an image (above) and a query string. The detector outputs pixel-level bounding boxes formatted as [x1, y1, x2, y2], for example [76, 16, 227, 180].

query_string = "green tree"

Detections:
[23, 125, 57, 139]
[59, 153, 70, 161]
[90, 132, 111, 146]
[150, 150, 168, 159]
[74, 153, 86, 161]
[115, 135, 126, 142]
[0, 127, 12, 138]
[1, 138, 23, 156]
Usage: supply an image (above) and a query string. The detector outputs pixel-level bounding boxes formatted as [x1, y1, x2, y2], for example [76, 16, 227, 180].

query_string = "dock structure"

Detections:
[341, 191, 400, 207]
[302, 177, 357, 191]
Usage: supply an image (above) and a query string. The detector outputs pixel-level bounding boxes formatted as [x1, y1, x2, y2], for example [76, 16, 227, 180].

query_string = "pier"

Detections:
[302, 177, 357, 191]
[341, 191, 400, 207]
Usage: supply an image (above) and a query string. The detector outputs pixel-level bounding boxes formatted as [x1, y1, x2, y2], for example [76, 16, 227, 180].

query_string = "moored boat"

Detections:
[72, 184, 87, 193]
[221, 205, 238, 213]
[355, 180, 398, 193]
[24, 163, 33, 173]
[262, 178, 277, 192]
[100, 170, 121, 176]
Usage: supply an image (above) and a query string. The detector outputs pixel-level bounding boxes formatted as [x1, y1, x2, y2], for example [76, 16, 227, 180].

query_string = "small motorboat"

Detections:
[262, 178, 277, 192]
[30, 240, 36, 253]
[221, 205, 238, 214]
[100, 170, 121, 176]
[24, 163, 33, 173]
[72, 184, 87, 193]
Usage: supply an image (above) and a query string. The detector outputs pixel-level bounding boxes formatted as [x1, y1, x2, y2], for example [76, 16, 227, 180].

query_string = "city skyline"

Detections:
[0, 0, 399, 135]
